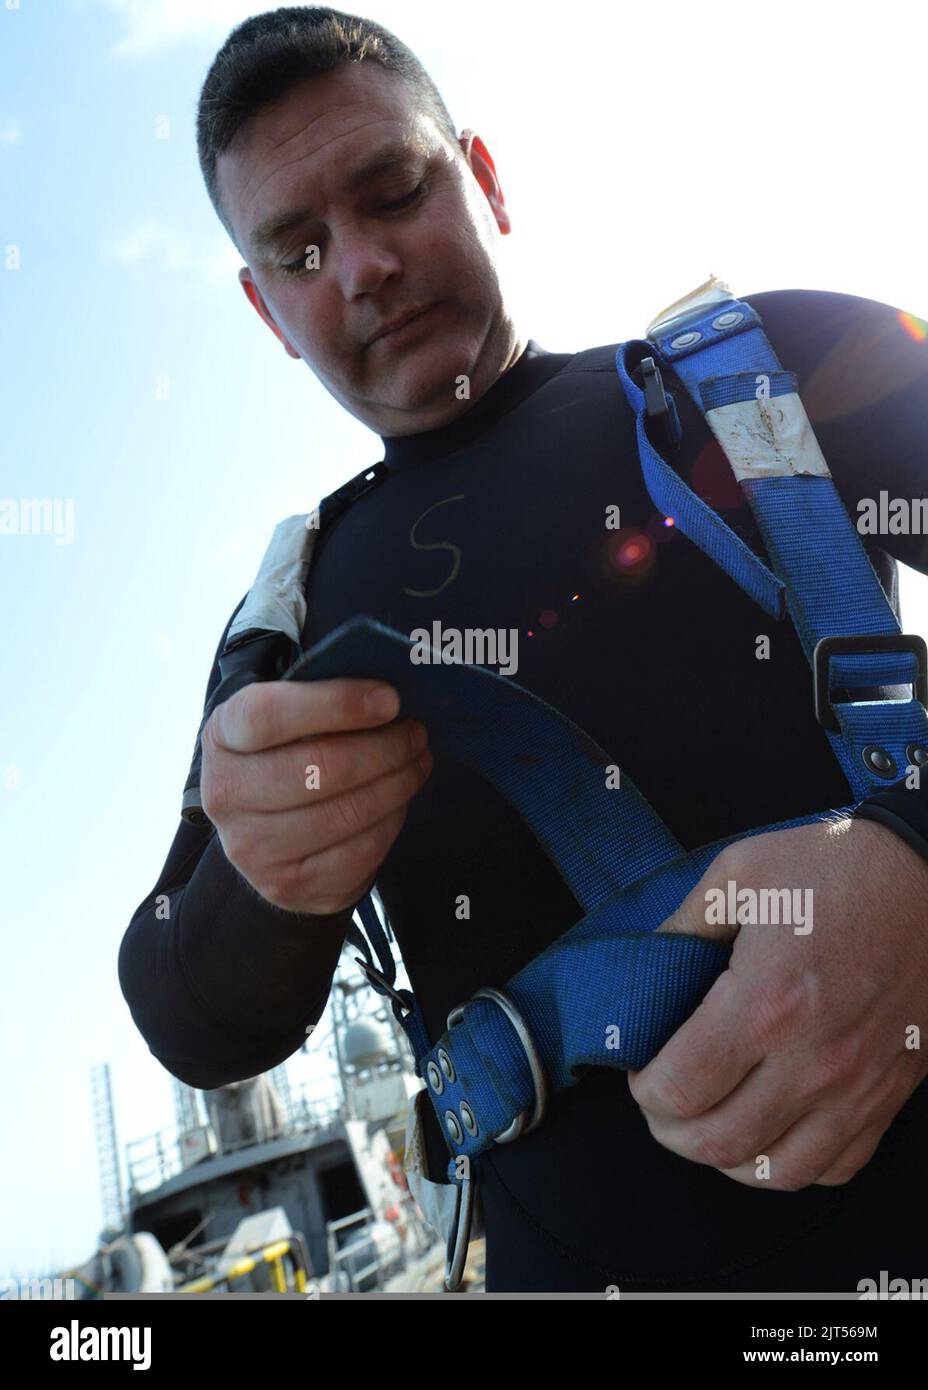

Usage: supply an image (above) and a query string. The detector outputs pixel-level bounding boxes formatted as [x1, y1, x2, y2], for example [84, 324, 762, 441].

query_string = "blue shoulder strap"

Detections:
[616, 283, 927, 802]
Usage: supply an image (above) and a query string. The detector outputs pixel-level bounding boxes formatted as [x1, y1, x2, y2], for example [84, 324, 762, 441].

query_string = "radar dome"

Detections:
[343, 1019, 390, 1068]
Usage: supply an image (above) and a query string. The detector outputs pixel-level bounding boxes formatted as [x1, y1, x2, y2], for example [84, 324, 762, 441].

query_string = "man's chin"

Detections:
[376, 346, 473, 420]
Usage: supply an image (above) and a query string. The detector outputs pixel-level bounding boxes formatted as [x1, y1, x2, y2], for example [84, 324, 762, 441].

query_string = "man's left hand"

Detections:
[628, 818, 928, 1189]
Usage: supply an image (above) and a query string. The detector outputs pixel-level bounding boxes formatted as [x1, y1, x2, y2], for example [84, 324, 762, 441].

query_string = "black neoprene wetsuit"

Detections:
[120, 287, 928, 1291]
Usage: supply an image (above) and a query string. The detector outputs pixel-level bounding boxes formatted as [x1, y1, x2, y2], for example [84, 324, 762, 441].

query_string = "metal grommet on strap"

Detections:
[426, 1061, 444, 1094]
[444, 1111, 463, 1145]
[906, 743, 928, 769]
[459, 1102, 478, 1137]
[446, 987, 548, 1145]
[711, 310, 744, 330]
[670, 329, 702, 350]
[863, 745, 897, 779]
[438, 1048, 455, 1083]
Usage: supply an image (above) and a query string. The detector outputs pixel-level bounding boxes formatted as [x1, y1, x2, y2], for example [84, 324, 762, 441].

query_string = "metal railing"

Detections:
[325, 1209, 402, 1292]
[177, 1233, 313, 1294]
[126, 1077, 344, 1197]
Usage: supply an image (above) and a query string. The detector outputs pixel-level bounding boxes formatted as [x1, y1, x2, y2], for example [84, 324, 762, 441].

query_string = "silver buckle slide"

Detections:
[442, 988, 548, 1291]
[446, 987, 548, 1143]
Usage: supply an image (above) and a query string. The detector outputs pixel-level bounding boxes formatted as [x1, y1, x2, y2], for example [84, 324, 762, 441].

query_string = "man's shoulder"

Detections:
[739, 286, 921, 392]
[743, 284, 900, 314]
[554, 341, 626, 374]
[742, 284, 916, 360]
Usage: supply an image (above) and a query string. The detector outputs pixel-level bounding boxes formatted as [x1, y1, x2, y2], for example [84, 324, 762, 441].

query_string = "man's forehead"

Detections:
[216, 68, 438, 247]
[250, 131, 433, 253]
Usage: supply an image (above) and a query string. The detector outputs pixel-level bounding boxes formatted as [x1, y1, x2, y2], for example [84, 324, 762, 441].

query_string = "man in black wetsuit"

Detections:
[119, 6, 928, 1292]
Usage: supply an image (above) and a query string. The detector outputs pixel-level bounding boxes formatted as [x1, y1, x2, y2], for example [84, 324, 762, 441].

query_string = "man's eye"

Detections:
[280, 255, 311, 277]
[277, 183, 428, 276]
[381, 181, 428, 212]
[279, 246, 321, 278]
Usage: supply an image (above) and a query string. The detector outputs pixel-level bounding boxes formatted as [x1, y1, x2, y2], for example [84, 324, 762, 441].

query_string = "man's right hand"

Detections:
[200, 679, 432, 915]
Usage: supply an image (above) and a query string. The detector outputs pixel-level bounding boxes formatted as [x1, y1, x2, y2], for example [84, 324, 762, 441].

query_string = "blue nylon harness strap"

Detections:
[287, 614, 740, 1065]
[347, 892, 397, 988]
[615, 310, 787, 621]
[629, 297, 927, 800]
[288, 291, 928, 1288]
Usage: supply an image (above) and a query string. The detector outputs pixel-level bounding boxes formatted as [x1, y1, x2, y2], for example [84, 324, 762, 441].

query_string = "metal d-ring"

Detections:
[445, 987, 548, 1144]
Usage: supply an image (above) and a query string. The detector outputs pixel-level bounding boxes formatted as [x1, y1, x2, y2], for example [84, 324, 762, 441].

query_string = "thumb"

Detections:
[655, 874, 739, 944]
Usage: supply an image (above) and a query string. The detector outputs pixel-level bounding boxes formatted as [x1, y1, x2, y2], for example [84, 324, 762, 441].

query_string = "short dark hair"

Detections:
[196, 5, 459, 238]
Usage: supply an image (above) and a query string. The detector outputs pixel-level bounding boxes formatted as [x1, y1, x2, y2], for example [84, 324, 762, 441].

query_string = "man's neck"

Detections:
[379, 336, 574, 474]
[376, 323, 530, 441]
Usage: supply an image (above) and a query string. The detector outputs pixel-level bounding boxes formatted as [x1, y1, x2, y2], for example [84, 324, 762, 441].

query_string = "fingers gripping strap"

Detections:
[286, 617, 684, 911]
[419, 800, 846, 1161]
[429, 929, 732, 1160]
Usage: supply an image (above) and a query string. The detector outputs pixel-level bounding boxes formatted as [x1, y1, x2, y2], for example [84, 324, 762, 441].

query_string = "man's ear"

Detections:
[238, 267, 302, 359]
[458, 129, 512, 235]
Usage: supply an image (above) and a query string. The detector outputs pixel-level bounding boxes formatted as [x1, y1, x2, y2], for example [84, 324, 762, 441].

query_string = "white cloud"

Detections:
[0, 122, 22, 146]
[97, 0, 257, 58]
[101, 224, 240, 279]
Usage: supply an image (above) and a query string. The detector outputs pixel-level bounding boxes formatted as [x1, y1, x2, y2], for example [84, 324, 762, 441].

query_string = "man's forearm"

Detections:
[118, 824, 352, 1088]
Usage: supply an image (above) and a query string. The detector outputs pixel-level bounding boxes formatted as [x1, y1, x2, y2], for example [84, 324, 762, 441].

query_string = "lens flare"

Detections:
[646, 513, 676, 545]
[898, 310, 928, 343]
[616, 536, 647, 567]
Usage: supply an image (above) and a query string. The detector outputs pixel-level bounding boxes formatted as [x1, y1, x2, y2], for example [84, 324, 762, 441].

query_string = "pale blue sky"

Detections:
[2, 0, 927, 1277]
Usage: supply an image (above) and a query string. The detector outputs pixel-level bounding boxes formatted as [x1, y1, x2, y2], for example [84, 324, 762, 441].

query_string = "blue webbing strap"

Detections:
[289, 615, 689, 903]
[615, 317, 787, 621]
[631, 298, 925, 801]
[350, 891, 396, 987]
[288, 616, 737, 1086]
[298, 619, 684, 909]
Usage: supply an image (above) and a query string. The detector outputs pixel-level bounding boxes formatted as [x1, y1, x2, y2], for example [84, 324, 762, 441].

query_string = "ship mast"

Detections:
[90, 1062, 124, 1234]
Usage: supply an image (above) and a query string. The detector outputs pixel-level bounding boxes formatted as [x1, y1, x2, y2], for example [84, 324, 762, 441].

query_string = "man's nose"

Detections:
[335, 231, 403, 300]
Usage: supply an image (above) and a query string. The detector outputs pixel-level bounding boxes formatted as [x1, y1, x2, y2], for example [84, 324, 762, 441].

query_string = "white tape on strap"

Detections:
[705, 392, 832, 482]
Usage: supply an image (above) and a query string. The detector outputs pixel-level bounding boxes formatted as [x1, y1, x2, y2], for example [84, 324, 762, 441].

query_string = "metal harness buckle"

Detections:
[636, 355, 682, 452]
[352, 958, 413, 1015]
[442, 988, 549, 1292]
[812, 633, 928, 732]
[446, 987, 548, 1143]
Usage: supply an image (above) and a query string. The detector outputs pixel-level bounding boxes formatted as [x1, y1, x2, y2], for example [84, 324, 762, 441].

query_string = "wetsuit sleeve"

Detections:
[117, 597, 354, 1089]
[745, 288, 928, 864]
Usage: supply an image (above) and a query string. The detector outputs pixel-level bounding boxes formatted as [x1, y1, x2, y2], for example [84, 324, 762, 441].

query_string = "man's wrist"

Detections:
[854, 796, 928, 870]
